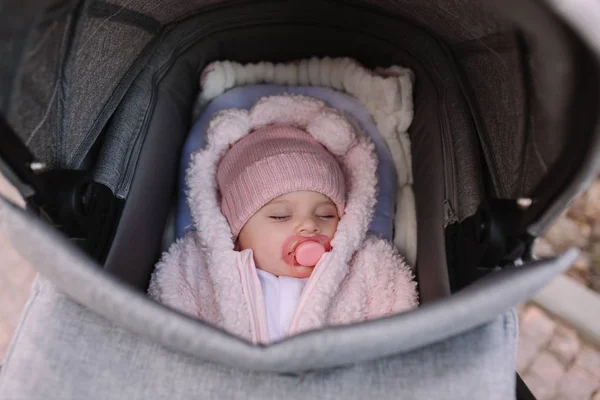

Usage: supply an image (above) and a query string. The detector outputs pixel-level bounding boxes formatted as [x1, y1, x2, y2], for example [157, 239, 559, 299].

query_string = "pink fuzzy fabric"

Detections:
[148, 94, 419, 344]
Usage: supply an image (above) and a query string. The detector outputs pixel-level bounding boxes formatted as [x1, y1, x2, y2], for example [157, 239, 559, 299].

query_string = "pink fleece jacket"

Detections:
[148, 94, 419, 344]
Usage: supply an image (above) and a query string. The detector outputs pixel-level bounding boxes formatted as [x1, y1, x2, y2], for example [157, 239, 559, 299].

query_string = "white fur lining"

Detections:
[199, 57, 417, 265]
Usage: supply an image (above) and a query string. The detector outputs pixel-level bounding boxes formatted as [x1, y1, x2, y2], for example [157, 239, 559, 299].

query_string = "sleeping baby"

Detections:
[149, 94, 418, 344]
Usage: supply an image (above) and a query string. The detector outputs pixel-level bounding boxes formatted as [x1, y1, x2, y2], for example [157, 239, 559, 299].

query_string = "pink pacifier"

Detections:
[282, 234, 332, 267]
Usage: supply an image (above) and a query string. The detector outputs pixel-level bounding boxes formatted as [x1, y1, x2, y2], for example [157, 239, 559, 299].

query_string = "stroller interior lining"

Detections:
[100, 9, 484, 303]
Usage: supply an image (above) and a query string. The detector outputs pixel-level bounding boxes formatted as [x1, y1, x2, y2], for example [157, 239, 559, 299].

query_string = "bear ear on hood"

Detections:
[204, 94, 360, 162]
[249, 94, 326, 130]
[306, 109, 359, 157]
[206, 108, 251, 149]
[249, 94, 359, 157]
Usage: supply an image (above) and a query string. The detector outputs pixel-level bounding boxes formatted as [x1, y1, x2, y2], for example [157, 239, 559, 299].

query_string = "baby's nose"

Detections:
[297, 217, 319, 234]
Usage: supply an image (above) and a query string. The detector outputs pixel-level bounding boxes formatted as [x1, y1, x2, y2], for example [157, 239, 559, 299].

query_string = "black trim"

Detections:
[525, 23, 600, 230]
[516, 30, 535, 196]
[88, 1, 162, 35]
[517, 373, 537, 400]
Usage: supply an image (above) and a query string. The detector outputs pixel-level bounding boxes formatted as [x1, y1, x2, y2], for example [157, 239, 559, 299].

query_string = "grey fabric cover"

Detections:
[455, 34, 528, 197]
[64, 20, 153, 168]
[5, 7, 70, 166]
[526, 0, 600, 236]
[0, 277, 518, 400]
[0, 0, 53, 114]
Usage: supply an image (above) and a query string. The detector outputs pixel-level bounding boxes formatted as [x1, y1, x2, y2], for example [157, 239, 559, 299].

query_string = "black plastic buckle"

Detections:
[446, 199, 535, 291]
[34, 169, 118, 262]
[0, 115, 118, 263]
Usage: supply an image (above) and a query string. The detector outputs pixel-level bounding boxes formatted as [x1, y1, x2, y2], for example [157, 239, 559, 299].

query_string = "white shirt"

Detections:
[255, 268, 309, 342]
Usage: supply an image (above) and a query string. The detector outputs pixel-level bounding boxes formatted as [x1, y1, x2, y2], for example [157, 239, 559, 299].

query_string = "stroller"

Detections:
[1, 0, 599, 398]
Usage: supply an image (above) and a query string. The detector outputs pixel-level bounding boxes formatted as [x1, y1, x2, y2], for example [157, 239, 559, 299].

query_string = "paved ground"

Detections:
[0, 174, 34, 360]
[0, 234, 36, 359]
[518, 304, 600, 399]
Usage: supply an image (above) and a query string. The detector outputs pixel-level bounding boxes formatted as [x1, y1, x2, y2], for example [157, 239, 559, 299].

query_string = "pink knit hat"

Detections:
[216, 124, 346, 237]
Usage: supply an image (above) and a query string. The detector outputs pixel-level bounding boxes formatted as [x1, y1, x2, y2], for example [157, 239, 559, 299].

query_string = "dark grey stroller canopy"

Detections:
[0, 0, 599, 399]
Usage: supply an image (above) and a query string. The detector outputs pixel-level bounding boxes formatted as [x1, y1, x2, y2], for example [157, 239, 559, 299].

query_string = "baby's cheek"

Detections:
[254, 239, 280, 267]
[261, 237, 288, 273]
[323, 222, 339, 239]
[266, 239, 284, 264]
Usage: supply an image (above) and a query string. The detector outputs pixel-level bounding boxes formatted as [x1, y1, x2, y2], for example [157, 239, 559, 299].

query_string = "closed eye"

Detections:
[317, 215, 336, 219]
[269, 216, 290, 220]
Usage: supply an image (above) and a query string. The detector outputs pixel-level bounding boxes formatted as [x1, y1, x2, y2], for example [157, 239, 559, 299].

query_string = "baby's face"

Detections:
[237, 191, 340, 278]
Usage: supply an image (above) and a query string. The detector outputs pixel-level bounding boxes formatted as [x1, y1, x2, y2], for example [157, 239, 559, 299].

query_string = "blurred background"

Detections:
[1, 173, 599, 399]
